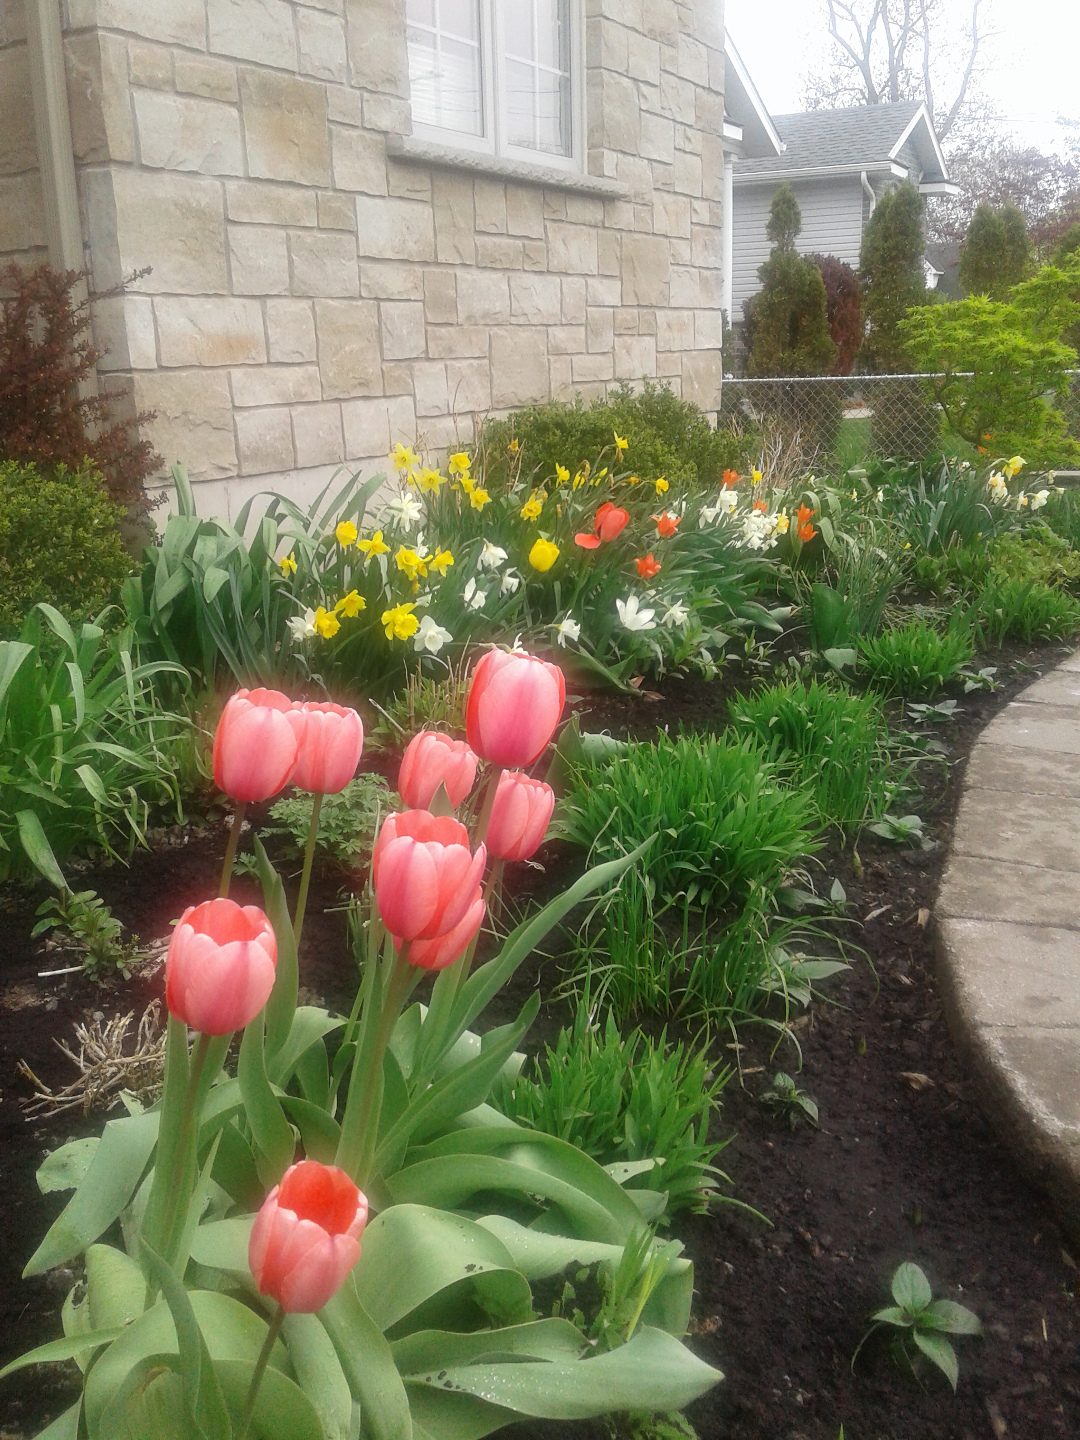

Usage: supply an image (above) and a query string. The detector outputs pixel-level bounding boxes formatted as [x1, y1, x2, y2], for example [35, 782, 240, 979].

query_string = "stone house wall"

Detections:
[1, 0, 726, 519]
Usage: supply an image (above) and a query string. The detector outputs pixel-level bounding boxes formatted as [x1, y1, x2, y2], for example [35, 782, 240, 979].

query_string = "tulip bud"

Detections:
[465, 650, 565, 768]
[249, 1161, 368, 1314]
[213, 689, 298, 803]
[166, 898, 277, 1035]
[286, 701, 364, 795]
[486, 771, 555, 863]
[372, 810, 486, 942]
[398, 731, 478, 811]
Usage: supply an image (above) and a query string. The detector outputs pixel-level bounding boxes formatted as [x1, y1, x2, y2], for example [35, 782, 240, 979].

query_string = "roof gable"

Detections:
[733, 100, 951, 184]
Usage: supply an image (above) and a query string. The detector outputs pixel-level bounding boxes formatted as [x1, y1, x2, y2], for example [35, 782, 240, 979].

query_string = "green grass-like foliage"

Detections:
[0, 460, 133, 639]
[972, 576, 1080, 645]
[858, 619, 974, 697]
[564, 731, 818, 910]
[729, 679, 892, 829]
[492, 1000, 730, 1215]
[917, 531, 1080, 597]
[876, 459, 1016, 555]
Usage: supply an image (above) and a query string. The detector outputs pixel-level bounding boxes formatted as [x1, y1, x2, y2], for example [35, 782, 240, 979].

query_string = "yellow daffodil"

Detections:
[1005, 454, 1026, 477]
[395, 546, 428, 583]
[614, 431, 628, 457]
[418, 466, 445, 494]
[448, 451, 471, 476]
[392, 443, 419, 473]
[470, 487, 491, 512]
[774, 510, 790, 535]
[509, 439, 520, 454]
[279, 552, 297, 577]
[654, 477, 669, 496]
[627, 474, 642, 486]
[381, 602, 419, 641]
[314, 606, 340, 640]
[555, 464, 570, 484]
[851, 489, 858, 501]
[752, 469, 764, 485]
[356, 530, 390, 559]
[430, 548, 454, 577]
[334, 590, 366, 618]
[460, 474, 475, 495]
[335, 520, 358, 547]
[521, 496, 543, 521]
[572, 472, 587, 491]
[528, 538, 560, 573]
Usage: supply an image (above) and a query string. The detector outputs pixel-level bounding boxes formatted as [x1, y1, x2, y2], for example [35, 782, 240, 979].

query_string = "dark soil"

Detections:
[3, 646, 1080, 1440]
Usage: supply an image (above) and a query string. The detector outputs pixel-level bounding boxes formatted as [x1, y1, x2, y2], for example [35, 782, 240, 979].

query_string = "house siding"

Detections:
[2, 0, 727, 519]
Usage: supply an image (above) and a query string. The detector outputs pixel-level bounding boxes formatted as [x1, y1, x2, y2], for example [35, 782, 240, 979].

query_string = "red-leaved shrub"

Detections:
[809, 254, 863, 376]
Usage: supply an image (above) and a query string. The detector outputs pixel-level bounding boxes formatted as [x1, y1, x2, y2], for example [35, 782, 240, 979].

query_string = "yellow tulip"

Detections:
[529, 538, 560, 573]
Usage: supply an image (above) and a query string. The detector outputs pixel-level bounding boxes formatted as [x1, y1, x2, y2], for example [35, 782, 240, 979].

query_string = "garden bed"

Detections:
[2, 643, 1078, 1440]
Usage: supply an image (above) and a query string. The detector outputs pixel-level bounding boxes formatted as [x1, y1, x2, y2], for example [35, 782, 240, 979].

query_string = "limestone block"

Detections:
[359, 196, 434, 262]
[292, 402, 345, 467]
[474, 178, 507, 234]
[266, 298, 317, 363]
[509, 273, 561, 325]
[229, 226, 290, 295]
[0, 46, 35, 174]
[691, 223, 721, 268]
[561, 277, 586, 323]
[596, 71, 639, 152]
[106, 170, 228, 294]
[586, 307, 614, 353]
[673, 149, 702, 197]
[640, 112, 675, 165]
[490, 328, 548, 407]
[289, 229, 359, 297]
[127, 40, 172, 90]
[174, 53, 239, 103]
[622, 233, 670, 306]
[565, 195, 604, 228]
[232, 364, 321, 407]
[236, 406, 295, 476]
[424, 269, 457, 324]
[413, 361, 448, 417]
[586, 275, 621, 306]
[627, 29, 661, 84]
[156, 297, 266, 367]
[92, 294, 157, 371]
[656, 308, 694, 352]
[671, 263, 719, 307]
[134, 370, 237, 480]
[615, 334, 657, 377]
[572, 352, 614, 383]
[613, 308, 638, 336]
[643, 0, 678, 45]
[505, 186, 545, 240]
[361, 263, 424, 301]
[318, 191, 357, 231]
[386, 394, 417, 448]
[326, 85, 363, 127]
[522, 240, 547, 271]
[315, 298, 381, 398]
[332, 128, 388, 195]
[432, 172, 475, 265]
[417, 414, 465, 451]
[365, 92, 410, 134]
[475, 236, 522, 269]
[427, 325, 488, 359]
[456, 270, 510, 325]
[447, 359, 490, 414]
[546, 222, 598, 275]
[681, 349, 720, 412]
[226, 181, 318, 227]
[240, 70, 330, 187]
[548, 325, 585, 355]
[382, 362, 413, 396]
[80, 0, 205, 47]
[298, 8, 346, 82]
[549, 354, 573, 400]
[135, 91, 244, 176]
[386, 161, 431, 201]
[346, 1, 407, 95]
[654, 192, 692, 239]
[341, 396, 390, 460]
[208, 0, 297, 70]
[379, 300, 425, 360]
[64, 32, 134, 165]
[0, 0, 26, 44]
[695, 308, 725, 349]
[597, 229, 621, 277]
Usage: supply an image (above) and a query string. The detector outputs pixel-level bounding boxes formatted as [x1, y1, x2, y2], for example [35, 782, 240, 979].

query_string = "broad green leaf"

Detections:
[393, 1318, 587, 1375]
[869, 1305, 907, 1325]
[280, 1315, 355, 1440]
[641, 1261, 695, 1338]
[281, 1094, 340, 1164]
[922, 1299, 982, 1335]
[473, 1216, 626, 1280]
[141, 1241, 232, 1440]
[256, 837, 299, 1062]
[0, 640, 34, 709]
[215, 1359, 326, 1440]
[267, 1008, 343, 1088]
[76, 763, 109, 805]
[912, 1329, 959, 1390]
[85, 1244, 147, 1331]
[0, 1326, 127, 1381]
[320, 1277, 412, 1440]
[188, 1216, 253, 1278]
[238, 1012, 295, 1186]
[15, 809, 67, 890]
[98, 1358, 190, 1440]
[32, 1400, 82, 1440]
[25, 1110, 159, 1275]
[37, 1137, 99, 1194]
[891, 1262, 932, 1314]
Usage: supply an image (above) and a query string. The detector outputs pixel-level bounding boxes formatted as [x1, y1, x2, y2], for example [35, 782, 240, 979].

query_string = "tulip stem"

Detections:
[219, 801, 247, 898]
[472, 765, 503, 848]
[237, 1304, 285, 1440]
[292, 792, 324, 949]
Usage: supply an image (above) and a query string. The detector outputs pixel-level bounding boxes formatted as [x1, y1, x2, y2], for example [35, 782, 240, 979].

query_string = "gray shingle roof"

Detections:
[733, 101, 937, 178]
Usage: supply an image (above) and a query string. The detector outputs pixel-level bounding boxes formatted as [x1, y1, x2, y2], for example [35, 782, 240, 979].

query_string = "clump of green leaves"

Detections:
[32, 888, 139, 978]
[867, 812, 928, 846]
[971, 576, 1080, 645]
[369, 660, 470, 745]
[759, 1072, 818, 1128]
[249, 773, 391, 871]
[858, 618, 974, 697]
[876, 458, 1016, 555]
[493, 998, 731, 1215]
[854, 1262, 981, 1391]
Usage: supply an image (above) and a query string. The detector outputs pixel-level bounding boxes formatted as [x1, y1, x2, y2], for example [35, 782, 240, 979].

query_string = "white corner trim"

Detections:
[889, 102, 951, 182]
[733, 160, 907, 185]
[724, 36, 785, 157]
[386, 134, 629, 198]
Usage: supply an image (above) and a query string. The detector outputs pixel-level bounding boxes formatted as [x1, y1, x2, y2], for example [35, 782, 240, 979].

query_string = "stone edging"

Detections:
[936, 652, 1080, 1239]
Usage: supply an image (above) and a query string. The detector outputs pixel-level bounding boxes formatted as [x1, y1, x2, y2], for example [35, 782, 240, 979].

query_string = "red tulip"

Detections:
[398, 731, 478, 810]
[287, 701, 364, 794]
[249, 1161, 368, 1314]
[166, 898, 277, 1035]
[636, 553, 661, 580]
[486, 771, 555, 862]
[575, 501, 630, 550]
[653, 510, 681, 538]
[465, 649, 565, 768]
[213, 689, 298, 802]
[398, 893, 486, 971]
[372, 810, 486, 942]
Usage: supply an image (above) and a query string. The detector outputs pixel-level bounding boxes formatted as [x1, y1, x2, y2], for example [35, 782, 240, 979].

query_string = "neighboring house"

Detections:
[0, 0, 726, 517]
[721, 39, 959, 331]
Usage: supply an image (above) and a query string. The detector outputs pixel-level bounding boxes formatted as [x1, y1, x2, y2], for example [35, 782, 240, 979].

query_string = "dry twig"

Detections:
[18, 1002, 166, 1118]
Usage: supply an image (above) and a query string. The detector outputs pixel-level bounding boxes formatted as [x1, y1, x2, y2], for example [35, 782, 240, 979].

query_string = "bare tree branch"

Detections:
[939, 0, 985, 140]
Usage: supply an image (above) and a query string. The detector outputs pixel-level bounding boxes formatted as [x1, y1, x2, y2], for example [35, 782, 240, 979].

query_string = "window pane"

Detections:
[407, 0, 484, 137]
[499, 0, 572, 157]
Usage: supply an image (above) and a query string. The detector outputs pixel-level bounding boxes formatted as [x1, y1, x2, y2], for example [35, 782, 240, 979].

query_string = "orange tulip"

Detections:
[249, 1162, 368, 1314]
[722, 470, 740, 488]
[575, 501, 629, 549]
[653, 511, 681, 538]
[636, 553, 661, 580]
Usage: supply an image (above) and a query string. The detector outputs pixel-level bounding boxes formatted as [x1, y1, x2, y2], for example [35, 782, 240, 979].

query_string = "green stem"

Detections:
[219, 801, 248, 898]
[292, 792, 324, 949]
[155, 1032, 215, 1266]
[236, 1305, 285, 1440]
[472, 765, 503, 848]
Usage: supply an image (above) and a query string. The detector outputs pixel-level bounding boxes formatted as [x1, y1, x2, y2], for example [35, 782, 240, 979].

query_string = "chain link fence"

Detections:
[717, 372, 1080, 479]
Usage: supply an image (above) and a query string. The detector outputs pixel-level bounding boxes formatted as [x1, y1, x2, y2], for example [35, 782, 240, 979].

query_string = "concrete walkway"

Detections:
[937, 652, 1080, 1236]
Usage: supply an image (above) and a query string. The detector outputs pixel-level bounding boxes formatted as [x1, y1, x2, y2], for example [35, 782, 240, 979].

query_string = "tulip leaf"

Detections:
[405, 1385, 517, 1440]
[255, 836, 299, 1063]
[85, 1244, 148, 1331]
[141, 1241, 232, 1440]
[188, 1216, 254, 1278]
[280, 1094, 341, 1164]
[16, 808, 68, 890]
[0, 1326, 128, 1382]
[215, 1360, 327, 1440]
[37, 1136, 99, 1194]
[267, 1008, 343, 1089]
[473, 1216, 631, 1280]
[392, 1317, 587, 1375]
[209, 1123, 261, 1210]
[296, 1037, 331, 1110]
[24, 1110, 160, 1276]
[32, 1399, 82, 1440]
[320, 1277, 413, 1440]
[97, 1356, 190, 1440]
[280, 1315, 356, 1440]
[238, 1012, 296, 1188]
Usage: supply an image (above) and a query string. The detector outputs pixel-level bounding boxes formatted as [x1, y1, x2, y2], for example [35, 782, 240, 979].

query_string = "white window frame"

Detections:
[407, 0, 584, 175]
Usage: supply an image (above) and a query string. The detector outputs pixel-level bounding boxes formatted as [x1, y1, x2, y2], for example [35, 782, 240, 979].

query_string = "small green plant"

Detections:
[867, 813, 927, 846]
[759, 1071, 819, 1128]
[971, 576, 1080, 645]
[32, 887, 139, 978]
[369, 658, 471, 744]
[858, 618, 974, 697]
[241, 773, 391, 873]
[853, 1261, 981, 1391]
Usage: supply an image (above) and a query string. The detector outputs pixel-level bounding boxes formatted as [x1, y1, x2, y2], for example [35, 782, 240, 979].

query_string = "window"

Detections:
[405, 0, 579, 167]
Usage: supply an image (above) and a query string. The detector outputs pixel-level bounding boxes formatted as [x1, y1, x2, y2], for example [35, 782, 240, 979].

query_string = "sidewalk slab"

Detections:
[978, 701, 1080, 755]
[965, 740, 1080, 798]
[938, 856, 1080, 930]
[952, 788, 1080, 871]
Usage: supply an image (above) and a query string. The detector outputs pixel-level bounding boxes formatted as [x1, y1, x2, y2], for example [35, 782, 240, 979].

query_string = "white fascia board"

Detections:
[723, 120, 744, 143]
[919, 180, 962, 197]
[724, 37, 785, 157]
[889, 102, 951, 181]
[733, 160, 907, 185]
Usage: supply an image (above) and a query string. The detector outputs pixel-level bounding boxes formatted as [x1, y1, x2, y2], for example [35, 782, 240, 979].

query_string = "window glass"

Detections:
[501, 0, 572, 156]
[406, 0, 484, 137]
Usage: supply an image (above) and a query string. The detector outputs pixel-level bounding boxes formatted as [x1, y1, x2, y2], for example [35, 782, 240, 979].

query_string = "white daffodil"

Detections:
[987, 472, 1008, 503]
[556, 616, 581, 647]
[616, 595, 657, 632]
[740, 510, 780, 551]
[662, 601, 690, 627]
[875, 488, 884, 503]
[1031, 489, 1050, 511]
[381, 491, 423, 528]
[500, 569, 522, 597]
[413, 615, 453, 654]
[463, 578, 487, 611]
[478, 541, 508, 571]
[1016, 490, 1029, 509]
[287, 608, 318, 641]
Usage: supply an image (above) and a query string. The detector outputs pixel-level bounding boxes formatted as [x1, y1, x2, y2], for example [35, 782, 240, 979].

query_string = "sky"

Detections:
[725, 0, 1080, 154]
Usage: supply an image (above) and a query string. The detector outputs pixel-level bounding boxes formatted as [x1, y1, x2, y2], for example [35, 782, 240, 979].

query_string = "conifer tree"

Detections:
[959, 201, 1033, 299]
[859, 181, 928, 373]
[744, 184, 837, 378]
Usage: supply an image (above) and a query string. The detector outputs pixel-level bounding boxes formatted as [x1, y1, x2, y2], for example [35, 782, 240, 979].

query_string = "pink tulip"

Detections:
[486, 772, 555, 862]
[166, 898, 277, 1035]
[287, 701, 364, 794]
[465, 650, 565, 768]
[373, 811, 486, 942]
[399, 893, 486, 971]
[249, 1161, 368, 1314]
[398, 731, 478, 810]
[213, 689, 298, 802]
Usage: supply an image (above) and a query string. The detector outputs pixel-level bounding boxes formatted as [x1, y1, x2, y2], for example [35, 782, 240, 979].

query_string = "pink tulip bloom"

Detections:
[249, 1161, 368, 1314]
[213, 689, 298, 802]
[574, 502, 630, 550]
[399, 893, 486, 971]
[166, 898, 277, 1035]
[465, 650, 565, 768]
[287, 701, 364, 795]
[486, 771, 556, 863]
[373, 811, 486, 942]
[398, 731, 478, 810]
